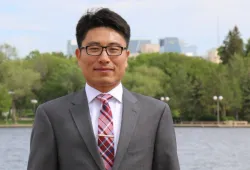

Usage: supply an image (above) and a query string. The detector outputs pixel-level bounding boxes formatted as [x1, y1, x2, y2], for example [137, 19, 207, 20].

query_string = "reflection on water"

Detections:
[0, 127, 250, 170]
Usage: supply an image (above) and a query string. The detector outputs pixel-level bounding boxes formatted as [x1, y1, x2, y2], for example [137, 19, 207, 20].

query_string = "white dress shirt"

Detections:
[85, 82, 123, 153]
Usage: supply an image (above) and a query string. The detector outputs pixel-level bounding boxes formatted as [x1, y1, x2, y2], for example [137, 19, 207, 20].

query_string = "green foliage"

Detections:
[0, 52, 5, 64]
[24, 51, 85, 103]
[221, 116, 235, 121]
[0, 84, 11, 113]
[198, 114, 217, 121]
[241, 74, 250, 121]
[1, 30, 250, 122]
[218, 26, 244, 64]
[125, 50, 250, 121]
[1, 60, 41, 99]
[0, 43, 17, 59]
[245, 38, 250, 57]
[0, 119, 34, 125]
[123, 65, 166, 97]
[172, 109, 180, 118]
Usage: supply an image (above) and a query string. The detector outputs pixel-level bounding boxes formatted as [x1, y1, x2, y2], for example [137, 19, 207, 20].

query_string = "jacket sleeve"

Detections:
[152, 104, 180, 170]
[27, 105, 58, 170]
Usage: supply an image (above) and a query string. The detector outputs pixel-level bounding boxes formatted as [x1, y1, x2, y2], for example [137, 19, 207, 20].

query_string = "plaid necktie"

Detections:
[96, 94, 114, 170]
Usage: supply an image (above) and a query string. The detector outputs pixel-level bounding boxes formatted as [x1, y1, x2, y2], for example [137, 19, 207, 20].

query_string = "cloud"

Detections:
[0, 15, 48, 31]
[1, 0, 250, 57]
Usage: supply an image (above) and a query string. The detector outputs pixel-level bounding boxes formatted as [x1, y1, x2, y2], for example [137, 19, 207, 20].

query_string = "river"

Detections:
[0, 127, 250, 170]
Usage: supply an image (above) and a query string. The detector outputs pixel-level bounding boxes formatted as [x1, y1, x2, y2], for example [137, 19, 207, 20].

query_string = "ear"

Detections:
[125, 50, 130, 68]
[75, 48, 81, 66]
[75, 48, 81, 60]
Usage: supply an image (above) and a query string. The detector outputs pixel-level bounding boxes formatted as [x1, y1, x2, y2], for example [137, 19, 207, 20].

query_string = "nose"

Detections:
[98, 48, 110, 64]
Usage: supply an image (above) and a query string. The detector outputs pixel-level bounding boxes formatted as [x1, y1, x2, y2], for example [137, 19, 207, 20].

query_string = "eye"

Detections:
[109, 47, 120, 51]
[88, 46, 101, 51]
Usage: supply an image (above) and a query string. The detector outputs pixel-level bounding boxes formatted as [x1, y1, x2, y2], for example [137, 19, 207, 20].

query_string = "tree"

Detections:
[39, 62, 84, 102]
[218, 26, 244, 64]
[0, 52, 5, 83]
[188, 78, 207, 120]
[122, 65, 167, 97]
[0, 43, 17, 59]
[25, 50, 41, 60]
[245, 38, 250, 57]
[0, 52, 5, 64]
[0, 84, 12, 116]
[1, 61, 41, 123]
[2, 41, 250, 122]
[241, 73, 250, 121]
[240, 57, 250, 120]
[0, 43, 18, 84]
[25, 52, 85, 103]
[167, 69, 192, 120]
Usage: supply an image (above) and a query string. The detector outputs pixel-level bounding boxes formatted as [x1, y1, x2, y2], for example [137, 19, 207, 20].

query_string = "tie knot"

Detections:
[96, 94, 113, 103]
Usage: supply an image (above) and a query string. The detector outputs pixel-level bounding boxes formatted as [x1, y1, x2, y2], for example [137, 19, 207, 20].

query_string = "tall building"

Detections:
[67, 40, 78, 57]
[159, 37, 182, 53]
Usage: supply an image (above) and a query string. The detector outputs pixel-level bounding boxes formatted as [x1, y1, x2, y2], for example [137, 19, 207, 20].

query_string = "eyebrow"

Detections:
[85, 41, 101, 46]
[85, 41, 124, 46]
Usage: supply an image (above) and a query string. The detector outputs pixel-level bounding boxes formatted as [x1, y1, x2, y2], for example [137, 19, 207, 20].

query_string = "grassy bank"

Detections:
[0, 119, 33, 125]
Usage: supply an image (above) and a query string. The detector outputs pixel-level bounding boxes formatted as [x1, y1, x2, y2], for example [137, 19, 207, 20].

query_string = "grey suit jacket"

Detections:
[27, 87, 180, 170]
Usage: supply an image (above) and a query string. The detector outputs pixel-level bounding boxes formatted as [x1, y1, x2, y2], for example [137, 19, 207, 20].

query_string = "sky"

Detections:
[1, 0, 250, 57]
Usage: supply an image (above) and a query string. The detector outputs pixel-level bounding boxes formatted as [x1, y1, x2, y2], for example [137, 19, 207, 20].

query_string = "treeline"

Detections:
[0, 26, 250, 123]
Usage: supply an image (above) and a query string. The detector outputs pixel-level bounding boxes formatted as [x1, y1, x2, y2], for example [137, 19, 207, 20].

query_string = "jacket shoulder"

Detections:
[38, 91, 79, 111]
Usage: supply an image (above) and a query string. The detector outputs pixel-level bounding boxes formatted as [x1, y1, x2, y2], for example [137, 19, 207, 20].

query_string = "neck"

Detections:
[87, 81, 120, 93]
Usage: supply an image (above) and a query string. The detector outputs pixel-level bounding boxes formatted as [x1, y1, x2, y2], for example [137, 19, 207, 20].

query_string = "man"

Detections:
[27, 8, 180, 170]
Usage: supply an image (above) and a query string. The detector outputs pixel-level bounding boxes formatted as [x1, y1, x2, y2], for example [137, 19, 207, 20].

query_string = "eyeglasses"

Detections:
[80, 45, 127, 56]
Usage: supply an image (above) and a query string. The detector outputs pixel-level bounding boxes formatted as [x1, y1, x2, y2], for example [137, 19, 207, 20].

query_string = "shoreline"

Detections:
[0, 124, 33, 128]
[1, 124, 250, 128]
[174, 124, 250, 128]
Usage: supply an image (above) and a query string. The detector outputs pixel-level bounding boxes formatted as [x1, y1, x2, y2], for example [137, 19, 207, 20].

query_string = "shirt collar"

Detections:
[85, 82, 123, 103]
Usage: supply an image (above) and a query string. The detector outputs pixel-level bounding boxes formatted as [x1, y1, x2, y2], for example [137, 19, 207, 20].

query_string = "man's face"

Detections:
[76, 27, 130, 92]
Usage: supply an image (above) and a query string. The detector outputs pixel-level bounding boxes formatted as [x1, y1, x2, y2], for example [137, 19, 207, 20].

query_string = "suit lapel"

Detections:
[69, 89, 104, 170]
[112, 88, 140, 170]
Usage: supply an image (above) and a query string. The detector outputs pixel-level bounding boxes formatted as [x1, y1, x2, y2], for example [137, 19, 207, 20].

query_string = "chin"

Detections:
[96, 78, 118, 86]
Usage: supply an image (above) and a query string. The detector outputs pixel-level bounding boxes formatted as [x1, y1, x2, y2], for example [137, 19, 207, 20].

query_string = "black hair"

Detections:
[76, 8, 130, 48]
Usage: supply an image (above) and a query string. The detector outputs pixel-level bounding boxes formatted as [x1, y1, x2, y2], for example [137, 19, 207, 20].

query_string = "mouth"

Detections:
[93, 68, 114, 72]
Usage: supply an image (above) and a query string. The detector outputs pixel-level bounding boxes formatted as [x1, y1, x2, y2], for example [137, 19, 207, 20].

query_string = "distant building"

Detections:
[159, 37, 182, 53]
[206, 48, 222, 64]
[184, 52, 195, 57]
[67, 40, 78, 57]
[140, 44, 160, 53]
[128, 40, 151, 57]
[181, 44, 197, 56]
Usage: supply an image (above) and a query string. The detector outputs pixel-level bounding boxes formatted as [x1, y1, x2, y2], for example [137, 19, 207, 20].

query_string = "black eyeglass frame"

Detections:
[79, 45, 128, 56]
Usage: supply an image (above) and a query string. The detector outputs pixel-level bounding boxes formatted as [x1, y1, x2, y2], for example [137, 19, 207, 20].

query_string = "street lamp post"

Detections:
[31, 99, 38, 115]
[161, 96, 170, 102]
[213, 95, 223, 124]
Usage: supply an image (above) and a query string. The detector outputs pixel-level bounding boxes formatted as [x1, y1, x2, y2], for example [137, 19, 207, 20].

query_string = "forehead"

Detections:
[82, 27, 126, 46]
